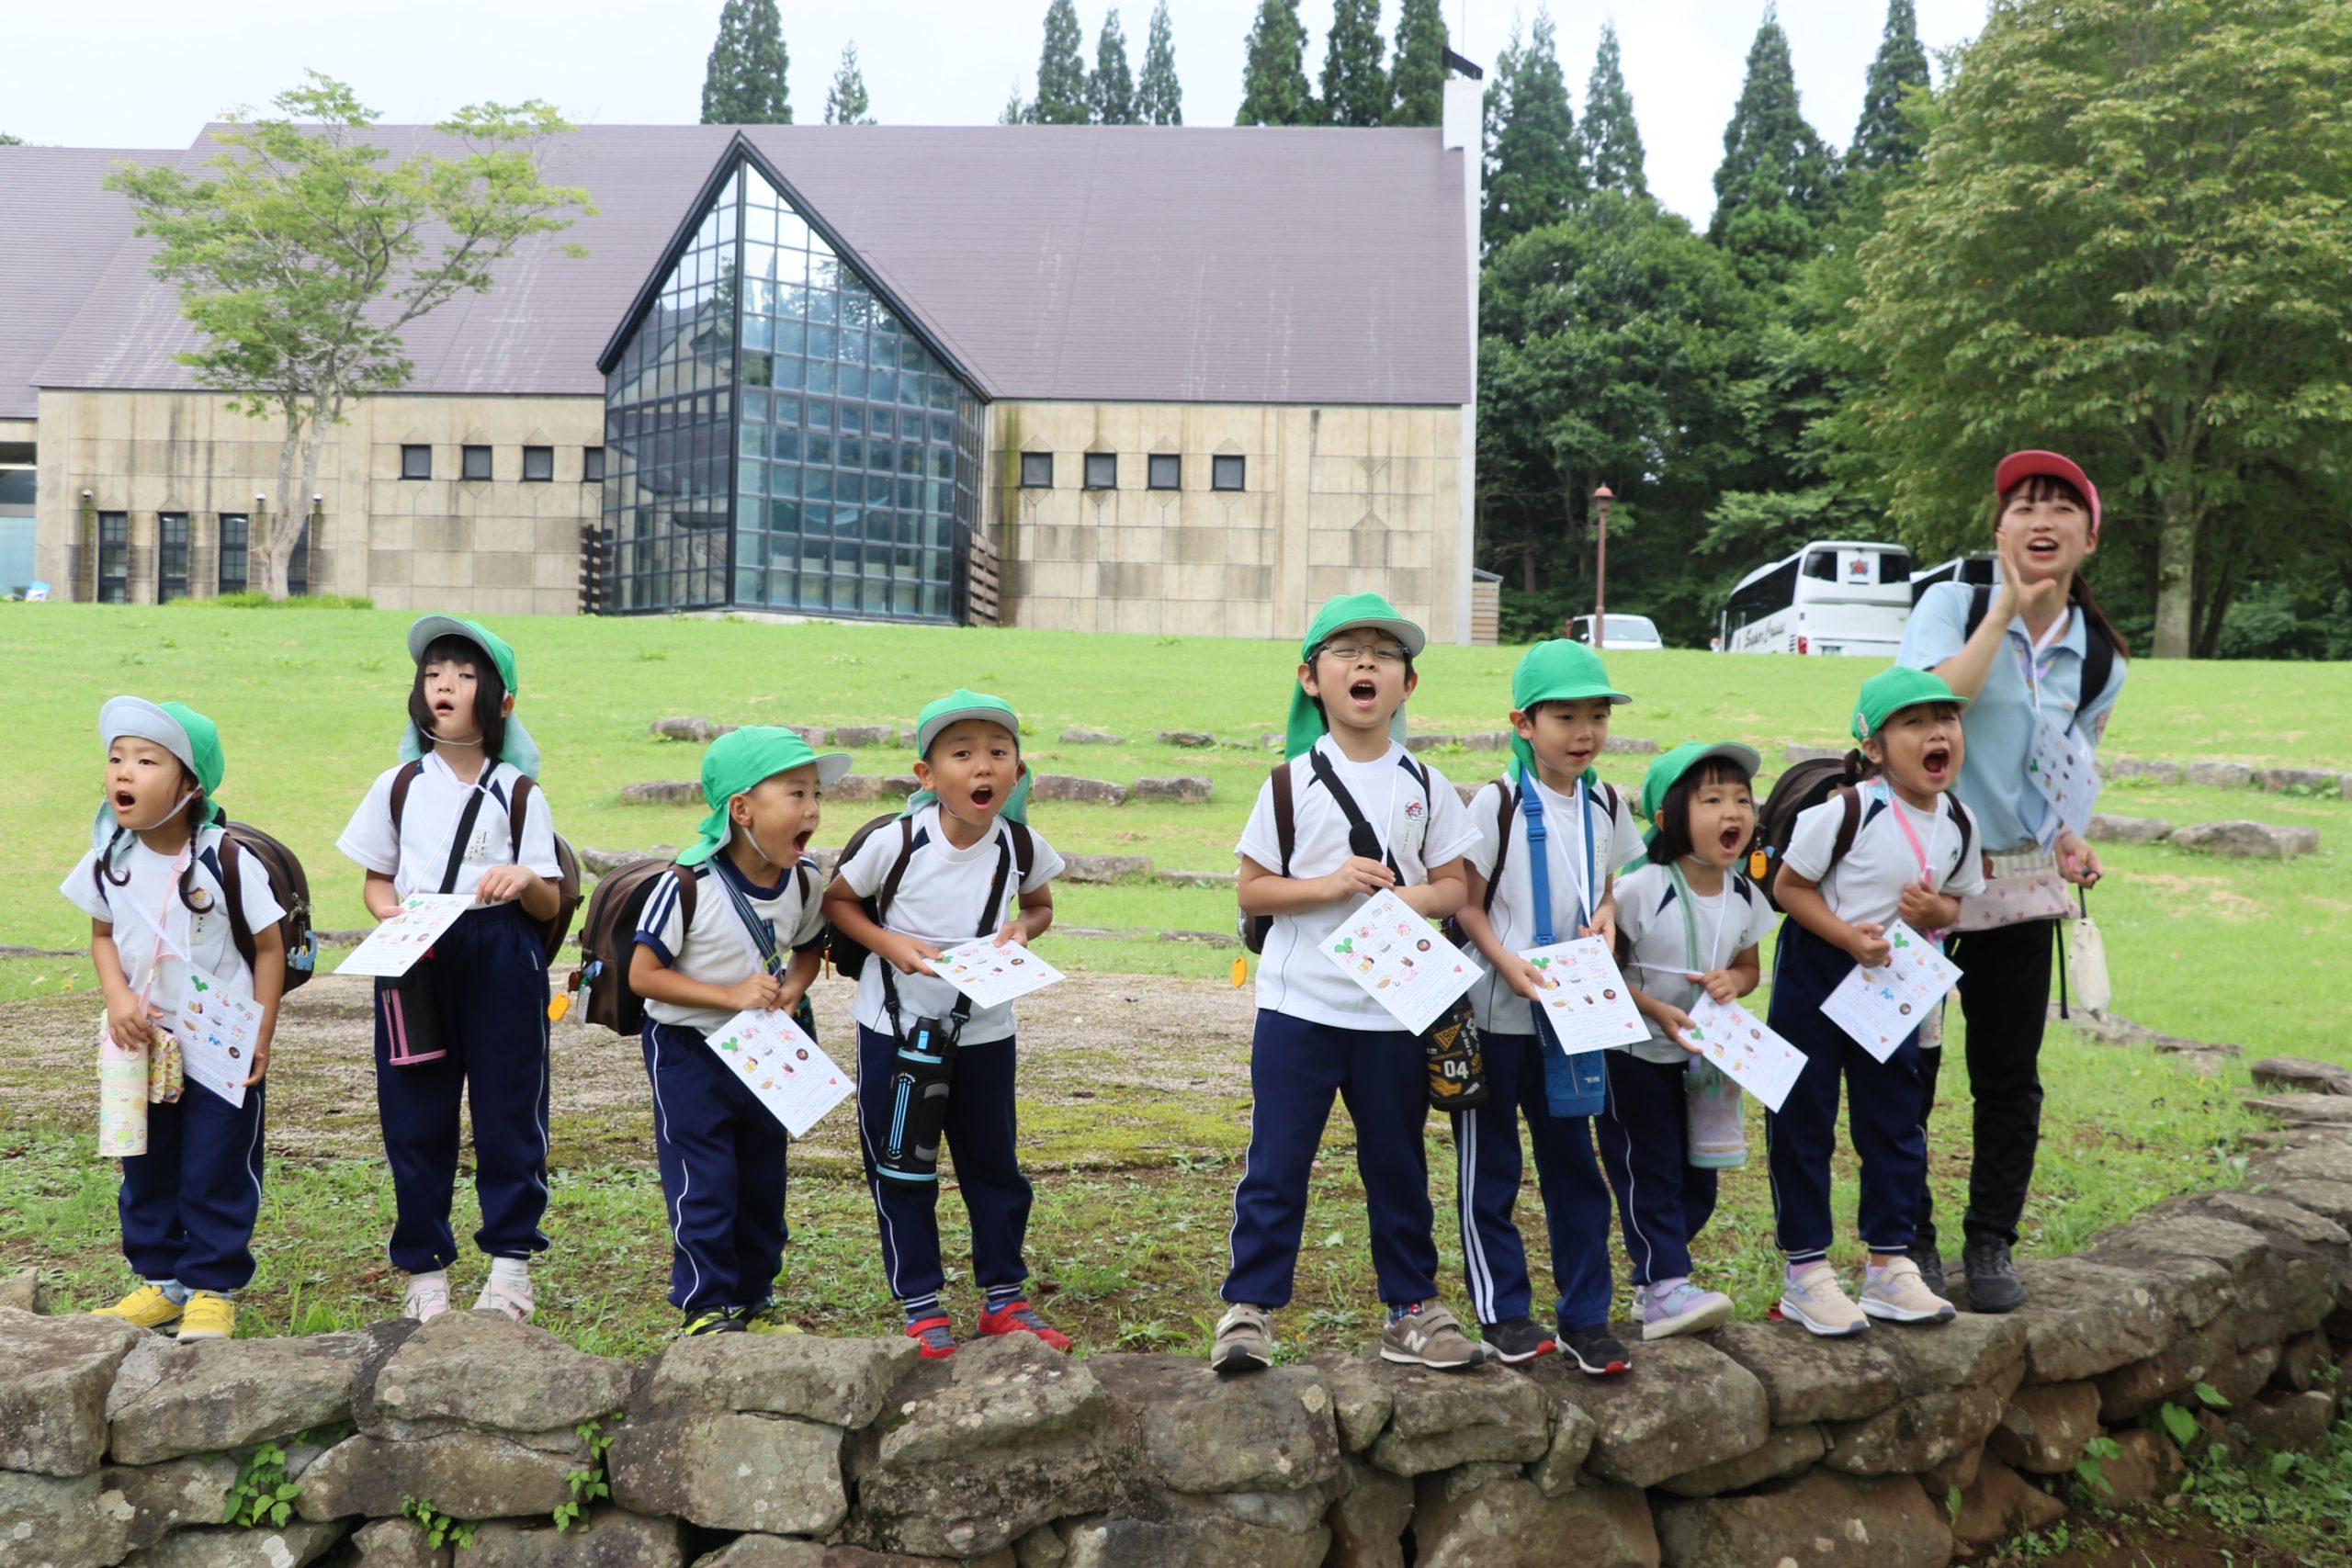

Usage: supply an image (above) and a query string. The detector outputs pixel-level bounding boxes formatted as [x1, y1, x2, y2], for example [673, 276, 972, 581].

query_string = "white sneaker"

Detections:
[474, 1267, 535, 1324]
[401, 1270, 451, 1324]
[1778, 1262, 1869, 1338]
[1860, 1256, 1957, 1324]
[1642, 1280, 1736, 1341]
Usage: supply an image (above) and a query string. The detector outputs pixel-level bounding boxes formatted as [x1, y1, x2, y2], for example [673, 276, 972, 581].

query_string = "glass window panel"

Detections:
[805, 359, 834, 395]
[806, 468, 833, 502]
[806, 325, 836, 361]
[867, 473, 895, 503]
[775, 210, 810, 251]
[775, 281, 809, 320]
[738, 529, 768, 570]
[1213, 455, 1247, 491]
[461, 445, 492, 481]
[831, 575, 861, 613]
[897, 478, 921, 510]
[867, 368, 897, 404]
[1084, 453, 1117, 491]
[806, 433, 833, 466]
[740, 423, 765, 457]
[930, 414, 953, 445]
[1148, 454, 1182, 490]
[769, 395, 799, 427]
[771, 466, 801, 499]
[834, 402, 858, 434]
[743, 315, 772, 352]
[838, 329, 865, 366]
[772, 355, 804, 389]
[767, 498, 801, 531]
[899, 336, 926, 371]
[741, 459, 767, 495]
[808, 288, 838, 326]
[924, 581, 949, 620]
[836, 365, 867, 400]
[772, 428, 802, 463]
[870, 441, 896, 474]
[401, 444, 432, 479]
[745, 242, 774, 282]
[742, 389, 768, 423]
[774, 321, 804, 355]
[838, 435, 864, 469]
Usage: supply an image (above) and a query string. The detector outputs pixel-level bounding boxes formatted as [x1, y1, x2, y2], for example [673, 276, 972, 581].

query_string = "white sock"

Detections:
[407, 1269, 448, 1293]
[488, 1257, 530, 1287]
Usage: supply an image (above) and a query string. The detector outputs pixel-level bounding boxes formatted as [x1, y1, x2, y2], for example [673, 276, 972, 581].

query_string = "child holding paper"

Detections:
[630, 727, 848, 1337]
[335, 616, 565, 1325]
[1213, 592, 1483, 1376]
[67, 698, 284, 1342]
[1766, 669, 1985, 1337]
[822, 690, 1066, 1359]
[1449, 639, 1645, 1374]
[1605, 742, 1769, 1340]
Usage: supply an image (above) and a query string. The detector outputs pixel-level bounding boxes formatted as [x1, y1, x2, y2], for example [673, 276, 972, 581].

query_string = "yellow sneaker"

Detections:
[92, 1283, 183, 1330]
[740, 1303, 803, 1336]
[176, 1292, 236, 1341]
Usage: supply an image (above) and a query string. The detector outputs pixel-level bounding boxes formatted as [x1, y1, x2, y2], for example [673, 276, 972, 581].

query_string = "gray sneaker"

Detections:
[1962, 1237, 2024, 1314]
[1379, 1300, 1483, 1371]
[1211, 1303, 1273, 1375]
[1905, 1243, 1949, 1299]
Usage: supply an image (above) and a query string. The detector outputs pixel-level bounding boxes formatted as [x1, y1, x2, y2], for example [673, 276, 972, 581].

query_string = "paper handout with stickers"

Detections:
[932, 939, 1066, 1010]
[1515, 937, 1647, 1055]
[2027, 713, 2101, 840]
[1682, 996, 1805, 1113]
[171, 964, 258, 1110]
[1320, 890, 1481, 1034]
[702, 1007, 854, 1139]
[334, 893, 473, 978]
[1821, 919, 1963, 1063]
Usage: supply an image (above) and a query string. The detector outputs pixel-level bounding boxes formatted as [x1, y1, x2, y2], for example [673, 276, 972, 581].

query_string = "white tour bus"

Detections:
[1718, 540, 1915, 658]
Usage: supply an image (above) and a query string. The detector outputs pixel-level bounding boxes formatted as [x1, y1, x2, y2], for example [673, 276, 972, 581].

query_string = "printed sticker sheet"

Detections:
[1682, 996, 1805, 1113]
[171, 964, 259, 1109]
[1320, 890, 1482, 1034]
[1516, 938, 1648, 1055]
[2027, 712, 2101, 840]
[334, 893, 474, 978]
[1821, 919, 1963, 1063]
[933, 940, 1066, 1010]
[701, 1007, 854, 1139]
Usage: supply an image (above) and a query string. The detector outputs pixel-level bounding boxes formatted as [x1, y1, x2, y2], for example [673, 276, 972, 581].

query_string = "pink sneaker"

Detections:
[401, 1271, 451, 1324]
[473, 1270, 535, 1323]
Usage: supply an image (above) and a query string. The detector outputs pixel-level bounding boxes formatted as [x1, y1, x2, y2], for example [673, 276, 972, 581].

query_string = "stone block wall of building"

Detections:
[990, 401, 1467, 645]
[32, 390, 604, 615]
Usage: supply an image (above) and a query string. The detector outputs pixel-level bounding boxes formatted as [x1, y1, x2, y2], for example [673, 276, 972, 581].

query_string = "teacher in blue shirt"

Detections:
[1896, 450, 2129, 1315]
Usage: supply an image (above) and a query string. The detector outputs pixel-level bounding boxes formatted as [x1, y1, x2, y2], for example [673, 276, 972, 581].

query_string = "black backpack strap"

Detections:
[214, 832, 260, 976]
[1007, 819, 1035, 886]
[1951, 797, 1976, 868]
[1965, 582, 1993, 639]
[436, 789, 490, 896]
[1270, 762, 1295, 875]
[675, 863, 698, 931]
[1307, 748, 1403, 881]
[1972, 581, 2117, 731]
[1481, 778, 1518, 915]
[873, 817, 920, 920]
[388, 759, 425, 836]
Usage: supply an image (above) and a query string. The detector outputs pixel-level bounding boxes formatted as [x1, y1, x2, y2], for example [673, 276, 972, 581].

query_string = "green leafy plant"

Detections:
[2158, 1401, 2200, 1450]
[2073, 1433, 2122, 1499]
[2192, 1380, 2231, 1408]
[221, 1441, 300, 1529]
[401, 1495, 478, 1551]
[553, 1416, 616, 1533]
[1945, 1483, 1962, 1527]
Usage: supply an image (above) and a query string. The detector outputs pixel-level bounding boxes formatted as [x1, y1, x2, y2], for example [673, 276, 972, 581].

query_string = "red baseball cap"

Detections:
[1995, 450, 2100, 537]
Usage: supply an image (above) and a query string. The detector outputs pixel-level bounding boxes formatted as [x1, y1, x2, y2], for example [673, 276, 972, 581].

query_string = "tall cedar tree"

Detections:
[1849, 0, 1931, 173]
[1035, 0, 1092, 125]
[1708, 8, 1836, 284]
[1390, 0, 1450, 127]
[1236, 0, 1315, 126]
[1482, 7, 1579, 250]
[700, 0, 791, 124]
[1837, 0, 2352, 658]
[1320, 0, 1388, 128]
[1138, 0, 1184, 124]
[824, 42, 876, 124]
[1000, 81, 1032, 124]
[1579, 21, 1647, 198]
[1089, 10, 1138, 124]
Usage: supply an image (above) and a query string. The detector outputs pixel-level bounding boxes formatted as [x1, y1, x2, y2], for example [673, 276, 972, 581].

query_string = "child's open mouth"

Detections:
[1719, 825, 1744, 852]
[113, 790, 137, 811]
[1348, 678, 1378, 708]
[792, 829, 813, 853]
[1922, 743, 1952, 779]
[969, 784, 997, 807]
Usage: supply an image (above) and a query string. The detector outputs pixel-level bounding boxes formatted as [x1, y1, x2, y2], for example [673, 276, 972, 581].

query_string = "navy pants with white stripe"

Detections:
[119, 1080, 266, 1294]
[1764, 919, 1927, 1261]
[1449, 1030, 1615, 1332]
[1596, 1053, 1719, 1288]
[854, 1024, 1032, 1307]
[1226, 1010, 1438, 1312]
[644, 1022, 789, 1316]
[373, 905, 553, 1274]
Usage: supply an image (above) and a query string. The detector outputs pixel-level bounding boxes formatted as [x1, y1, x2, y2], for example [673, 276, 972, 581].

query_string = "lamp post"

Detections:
[1591, 483, 1613, 650]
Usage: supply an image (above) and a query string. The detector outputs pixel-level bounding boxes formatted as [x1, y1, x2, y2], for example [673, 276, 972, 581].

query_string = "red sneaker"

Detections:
[905, 1314, 958, 1359]
[976, 1298, 1072, 1352]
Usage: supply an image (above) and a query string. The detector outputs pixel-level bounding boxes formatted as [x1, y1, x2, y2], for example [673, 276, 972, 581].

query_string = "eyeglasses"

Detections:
[1317, 642, 1409, 664]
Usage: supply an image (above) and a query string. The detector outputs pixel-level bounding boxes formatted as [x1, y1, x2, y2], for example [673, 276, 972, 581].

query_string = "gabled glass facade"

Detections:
[603, 157, 978, 620]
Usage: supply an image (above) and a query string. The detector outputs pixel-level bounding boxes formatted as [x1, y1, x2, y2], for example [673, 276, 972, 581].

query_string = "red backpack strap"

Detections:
[507, 773, 536, 863]
[215, 831, 259, 975]
[1270, 761, 1295, 875]
[388, 759, 425, 835]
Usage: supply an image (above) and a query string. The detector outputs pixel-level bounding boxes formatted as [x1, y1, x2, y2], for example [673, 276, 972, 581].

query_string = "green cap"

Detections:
[97, 696, 228, 827]
[1636, 741, 1764, 824]
[906, 689, 1032, 824]
[677, 727, 854, 867]
[1852, 666, 1970, 743]
[400, 613, 539, 776]
[1285, 592, 1427, 761]
[1506, 638, 1630, 787]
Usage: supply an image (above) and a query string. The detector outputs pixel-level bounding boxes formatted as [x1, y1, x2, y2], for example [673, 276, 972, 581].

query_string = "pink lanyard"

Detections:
[2009, 613, 2070, 715]
[125, 841, 194, 1015]
[1882, 785, 1947, 944]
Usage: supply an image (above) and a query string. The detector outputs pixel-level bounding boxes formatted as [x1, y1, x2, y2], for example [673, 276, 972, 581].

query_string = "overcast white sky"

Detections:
[6, 0, 1990, 224]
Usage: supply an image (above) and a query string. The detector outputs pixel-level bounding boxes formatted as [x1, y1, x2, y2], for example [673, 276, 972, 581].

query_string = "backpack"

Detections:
[1750, 758, 1975, 912]
[1432, 775, 1622, 950]
[209, 823, 319, 994]
[827, 812, 1036, 981]
[1238, 752, 1458, 955]
[390, 761, 583, 962]
[570, 859, 817, 1035]
[1966, 584, 2116, 720]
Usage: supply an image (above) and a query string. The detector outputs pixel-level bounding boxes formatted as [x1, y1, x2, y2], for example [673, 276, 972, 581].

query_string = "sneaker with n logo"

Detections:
[1378, 1300, 1482, 1371]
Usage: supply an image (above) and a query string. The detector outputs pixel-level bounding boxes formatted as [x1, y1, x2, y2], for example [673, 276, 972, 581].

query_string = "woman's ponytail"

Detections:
[2069, 576, 2132, 664]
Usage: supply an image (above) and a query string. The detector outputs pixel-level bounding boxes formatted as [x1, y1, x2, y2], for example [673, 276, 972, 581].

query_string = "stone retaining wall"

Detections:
[8, 1130, 2352, 1568]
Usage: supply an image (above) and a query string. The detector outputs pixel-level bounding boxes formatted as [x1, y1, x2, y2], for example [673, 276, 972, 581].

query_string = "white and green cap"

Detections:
[907, 688, 1031, 823]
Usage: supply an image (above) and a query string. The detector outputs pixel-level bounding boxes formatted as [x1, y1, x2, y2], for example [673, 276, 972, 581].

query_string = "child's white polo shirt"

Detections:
[336, 753, 561, 900]
[1236, 737, 1478, 1030]
[637, 854, 827, 1036]
[62, 824, 287, 1012]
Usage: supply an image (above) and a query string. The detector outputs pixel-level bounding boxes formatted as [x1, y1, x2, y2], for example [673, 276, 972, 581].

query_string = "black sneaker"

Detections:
[1905, 1244, 1950, 1300]
[1557, 1324, 1630, 1377]
[1962, 1236, 2024, 1314]
[1480, 1316, 1557, 1365]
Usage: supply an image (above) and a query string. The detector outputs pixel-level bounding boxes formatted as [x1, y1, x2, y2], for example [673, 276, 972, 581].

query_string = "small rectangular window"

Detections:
[461, 445, 492, 481]
[157, 513, 188, 604]
[96, 512, 128, 604]
[400, 445, 432, 480]
[288, 521, 310, 596]
[1083, 452, 1117, 491]
[217, 514, 248, 595]
[1211, 454, 1246, 492]
[1148, 453, 1181, 491]
[1019, 452, 1053, 489]
[582, 446, 605, 483]
[522, 446, 554, 482]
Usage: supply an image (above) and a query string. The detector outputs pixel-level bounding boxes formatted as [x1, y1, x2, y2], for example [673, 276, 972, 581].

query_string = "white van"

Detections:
[1719, 541, 1915, 658]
